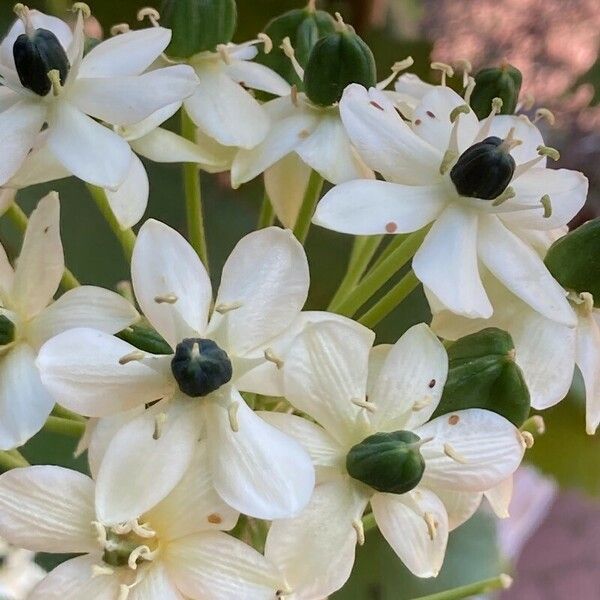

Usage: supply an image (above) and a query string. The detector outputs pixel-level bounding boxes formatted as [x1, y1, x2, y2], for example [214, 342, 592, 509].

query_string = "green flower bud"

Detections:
[255, 3, 335, 88]
[432, 328, 530, 427]
[13, 28, 70, 96]
[116, 324, 173, 355]
[470, 63, 523, 119]
[0, 315, 16, 347]
[450, 136, 516, 200]
[303, 24, 376, 106]
[346, 430, 426, 494]
[544, 218, 600, 307]
[161, 0, 237, 58]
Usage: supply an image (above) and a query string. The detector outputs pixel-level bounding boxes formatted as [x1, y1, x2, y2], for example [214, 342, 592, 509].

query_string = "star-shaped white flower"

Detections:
[261, 320, 525, 597]
[0, 6, 198, 190]
[313, 83, 588, 324]
[0, 192, 138, 450]
[37, 221, 315, 522]
[0, 443, 284, 600]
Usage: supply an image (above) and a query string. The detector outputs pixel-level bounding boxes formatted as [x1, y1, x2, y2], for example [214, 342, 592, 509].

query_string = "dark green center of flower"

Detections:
[171, 338, 232, 398]
[13, 28, 70, 96]
[0, 315, 16, 347]
[450, 136, 516, 200]
[346, 430, 427, 494]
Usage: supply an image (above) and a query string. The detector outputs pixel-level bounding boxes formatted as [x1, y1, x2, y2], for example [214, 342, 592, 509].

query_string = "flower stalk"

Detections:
[42, 415, 86, 438]
[0, 450, 29, 471]
[257, 191, 276, 229]
[293, 170, 324, 244]
[408, 574, 513, 600]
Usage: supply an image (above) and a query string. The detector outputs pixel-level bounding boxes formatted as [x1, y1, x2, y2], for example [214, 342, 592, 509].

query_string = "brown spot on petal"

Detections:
[414, 118, 422, 125]
[448, 415, 460, 425]
[298, 129, 310, 139]
[426, 111, 436, 118]
[207, 513, 223, 524]
[370, 100, 384, 111]
[428, 379, 436, 388]
[385, 222, 398, 233]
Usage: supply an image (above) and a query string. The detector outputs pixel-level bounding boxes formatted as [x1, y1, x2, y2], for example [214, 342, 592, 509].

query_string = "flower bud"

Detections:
[161, 0, 237, 58]
[256, 3, 335, 88]
[470, 63, 522, 119]
[432, 328, 530, 427]
[450, 136, 515, 200]
[545, 218, 600, 307]
[13, 28, 69, 96]
[0, 315, 16, 347]
[171, 338, 232, 397]
[116, 324, 172, 355]
[346, 430, 426, 494]
[303, 26, 376, 106]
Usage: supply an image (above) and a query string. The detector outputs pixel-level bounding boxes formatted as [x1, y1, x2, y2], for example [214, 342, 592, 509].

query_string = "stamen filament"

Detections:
[47, 70, 63, 97]
[118, 350, 146, 365]
[540, 194, 552, 218]
[110, 23, 130, 36]
[137, 7, 160, 27]
[264, 347, 284, 369]
[376, 56, 414, 90]
[352, 519, 365, 545]
[280, 37, 305, 80]
[443, 442, 469, 463]
[431, 62, 454, 86]
[423, 512, 437, 540]
[351, 398, 377, 413]
[228, 401, 240, 432]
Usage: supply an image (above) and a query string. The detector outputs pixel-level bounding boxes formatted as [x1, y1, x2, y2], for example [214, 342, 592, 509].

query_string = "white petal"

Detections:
[78, 27, 172, 77]
[71, 66, 197, 126]
[265, 477, 369, 599]
[370, 323, 448, 431]
[434, 488, 483, 530]
[210, 227, 309, 356]
[0, 85, 19, 111]
[394, 73, 435, 102]
[0, 344, 54, 451]
[132, 219, 212, 348]
[296, 113, 374, 184]
[485, 476, 513, 519]
[226, 59, 291, 96]
[417, 408, 525, 492]
[29, 285, 138, 348]
[206, 392, 315, 519]
[147, 441, 239, 541]
[47, 102, 132, 189]
[313, 180, 446, 235]
[95, 405, 198, 525]
[104, 154, 149, 229]
[0, 466, 96, 553]
[576, 311, 600, 434]
[414, 205, 492, 319]
[166, 531, 281, 600]
[37, 328, 173, 417]
[264, 154, 312, 228]
[412, 86, 480, 153]
[282, 320, 375, 446]
[339, 84, 441, 184]
[120, 102, 182, 141]
[184, 68, 269, 148]
[487, 115, 546, 166]
[478, 214, 576, 326]
[257, 411, 344, 471]
[371, 488, 448, 578]
[129, 563, 183, 600]
[29, 555, 121, 600]
[504, 168, 588, 230]
[0, 101, 46, 186]
[12, 192, 63, 318]
[7, 142, 71, 188]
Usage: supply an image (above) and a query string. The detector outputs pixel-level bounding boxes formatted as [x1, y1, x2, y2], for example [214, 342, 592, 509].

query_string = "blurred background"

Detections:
[1, 0, 599, 598]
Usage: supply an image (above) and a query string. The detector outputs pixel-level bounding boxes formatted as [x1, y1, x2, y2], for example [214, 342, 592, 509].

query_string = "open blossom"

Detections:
[0, 536, 45, 599]
[0, 6, 197, 189]
[37, 221, 315, 521]
[0, 192, 137, 450]
[262, 321, 525, 597]
[313, 83, 588, 324]
[0, 444, 284, 600]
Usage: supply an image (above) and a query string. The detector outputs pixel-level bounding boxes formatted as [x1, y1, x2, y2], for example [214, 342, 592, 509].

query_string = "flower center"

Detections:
[450, 135, 516, 200]
[95, 520, 159, 570]
[171, 338, 233, 397]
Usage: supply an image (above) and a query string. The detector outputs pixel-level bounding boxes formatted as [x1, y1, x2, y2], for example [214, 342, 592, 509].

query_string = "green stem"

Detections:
[362, 511, 377, 532]
[0, 450, 28, 471]
[181, 109, 209, 268]
[43, 416, 86, 438]
[330, 227, 428, 317]
[371, 232, 409, 270]
[86, 185, 136, 262]
[257, 191, 276, 229]
[358, 270, 420, 328]
[408, 574, 513, 600]
[292, 170, 324, 244]
[328, 235, 383, 309]
[52, 405, 86, 423]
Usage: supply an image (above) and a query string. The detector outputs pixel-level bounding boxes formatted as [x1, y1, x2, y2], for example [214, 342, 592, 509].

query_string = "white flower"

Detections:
[184, 40, 291, 149]
[0, 536, 45, 600]
[313, 83, 588, 324]
[37, 222, 315, 521]
[0, 445, 284, 600]
[261, 320, 525, 597]
[0, 7, 198, 189]
[0, 192, 137, 450]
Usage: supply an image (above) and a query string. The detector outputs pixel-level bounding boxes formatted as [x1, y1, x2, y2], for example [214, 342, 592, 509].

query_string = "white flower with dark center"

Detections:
[0, 5, 198, 190]
[313, 83, 588, 324]
[0, 192, 138, 450]
[0, 445, 284, 600]
[261, 320, 525, 597]
[36, 221, 315, 522]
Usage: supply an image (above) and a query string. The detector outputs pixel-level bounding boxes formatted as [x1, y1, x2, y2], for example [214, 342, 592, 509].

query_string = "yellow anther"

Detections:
[118, 350, 146, 365]
[534, 108, 556, 126]
[47, 69, 63, 96]
[72, 2, 91, 18]
[439, 149, 458, 175]
[110, 23, 130, 36]
[491, 186, 516, 207]
[443, 442, 469, 464]
[352, 519, 365, 545]
[154, 293, 178, 304]
[491, 97, 504, 113]
[540, 194, 552, 218]
[536, 145, 560, 161]
[431, 61, 454, 86]
[449, 104, 470, 123]
[258, 32, 273, 54]
[214, 301, 242, 314]
[519, 430, 535, 449]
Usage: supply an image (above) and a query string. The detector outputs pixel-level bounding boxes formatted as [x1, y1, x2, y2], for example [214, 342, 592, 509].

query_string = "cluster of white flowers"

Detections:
[0, 2, 596, 599]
